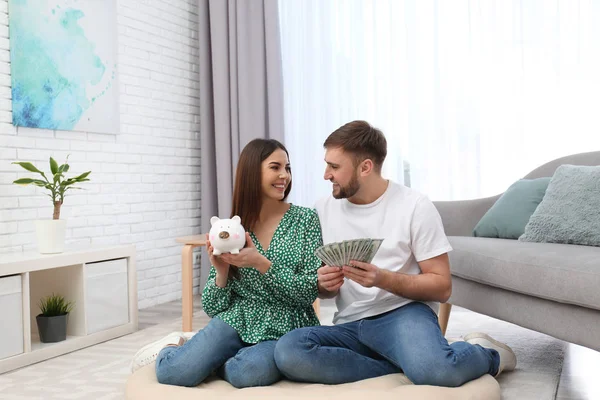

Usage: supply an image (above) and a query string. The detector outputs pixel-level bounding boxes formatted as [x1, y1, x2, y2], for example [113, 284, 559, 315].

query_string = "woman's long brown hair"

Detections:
[228, 139, 292, 279]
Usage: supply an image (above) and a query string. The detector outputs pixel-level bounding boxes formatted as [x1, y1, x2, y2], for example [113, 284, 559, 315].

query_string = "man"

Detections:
[274, 120, 516, 386]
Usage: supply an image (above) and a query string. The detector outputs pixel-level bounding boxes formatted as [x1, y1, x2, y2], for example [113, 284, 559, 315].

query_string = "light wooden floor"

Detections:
[555, 342, 600, 400]
[139, 296, 600, 400]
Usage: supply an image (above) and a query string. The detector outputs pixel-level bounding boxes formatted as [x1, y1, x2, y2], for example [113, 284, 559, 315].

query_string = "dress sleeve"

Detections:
[262, 209, 322, 308]
[201, 266, 234, 317]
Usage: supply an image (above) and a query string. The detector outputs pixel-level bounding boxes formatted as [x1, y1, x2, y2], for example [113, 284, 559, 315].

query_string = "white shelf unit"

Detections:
[0, 245, 137, 374]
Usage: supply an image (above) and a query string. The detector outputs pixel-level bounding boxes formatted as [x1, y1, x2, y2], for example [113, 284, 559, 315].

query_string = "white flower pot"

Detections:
[35, 220, 67, 254]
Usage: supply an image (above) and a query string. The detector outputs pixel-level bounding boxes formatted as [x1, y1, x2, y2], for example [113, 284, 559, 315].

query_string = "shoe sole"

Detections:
[129, 334, 184, 373]
[130, 340, 162, 373]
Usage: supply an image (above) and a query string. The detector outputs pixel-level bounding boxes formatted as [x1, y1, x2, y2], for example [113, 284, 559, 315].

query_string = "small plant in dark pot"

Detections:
[36, 294, 74, 343]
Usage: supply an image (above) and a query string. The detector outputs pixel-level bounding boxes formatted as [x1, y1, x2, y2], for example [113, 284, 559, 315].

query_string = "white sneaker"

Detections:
[181, 331, 197, 340]
[464, 332, 517, 377]
[130, 331, 196, 373]
[447, 337, 465, 345]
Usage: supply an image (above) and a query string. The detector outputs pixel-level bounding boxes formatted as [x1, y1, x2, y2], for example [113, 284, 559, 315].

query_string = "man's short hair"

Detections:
[324, 120, 387, 171]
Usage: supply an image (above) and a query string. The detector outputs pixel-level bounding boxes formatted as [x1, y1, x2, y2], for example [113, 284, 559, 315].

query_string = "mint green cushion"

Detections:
[473, 177, 551, 239]
[519, 165, 600, 246]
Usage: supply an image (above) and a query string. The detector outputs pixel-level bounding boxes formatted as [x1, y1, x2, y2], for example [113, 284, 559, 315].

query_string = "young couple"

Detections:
[131, 121, 516, 388]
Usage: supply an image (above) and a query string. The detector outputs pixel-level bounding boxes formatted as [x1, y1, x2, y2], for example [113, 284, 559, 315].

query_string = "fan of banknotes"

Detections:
[315, 238, 384, 268]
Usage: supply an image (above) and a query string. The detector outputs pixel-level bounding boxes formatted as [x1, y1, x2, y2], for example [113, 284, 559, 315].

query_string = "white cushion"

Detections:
[126, 363, 500, 400]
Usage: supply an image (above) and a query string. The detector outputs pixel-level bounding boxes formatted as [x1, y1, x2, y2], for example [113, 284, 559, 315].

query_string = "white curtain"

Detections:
[279, 0, 600, 206]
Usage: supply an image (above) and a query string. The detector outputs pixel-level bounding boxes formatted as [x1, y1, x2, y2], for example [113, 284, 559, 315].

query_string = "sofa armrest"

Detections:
[433, 195, 500, 237]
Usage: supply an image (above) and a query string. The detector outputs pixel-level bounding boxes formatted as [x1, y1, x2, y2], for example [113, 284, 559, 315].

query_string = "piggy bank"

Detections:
[209, 216, 246, 255]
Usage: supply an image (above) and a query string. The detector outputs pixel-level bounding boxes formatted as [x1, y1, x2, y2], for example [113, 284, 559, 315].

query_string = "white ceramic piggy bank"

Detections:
[209, 216, 246, 255]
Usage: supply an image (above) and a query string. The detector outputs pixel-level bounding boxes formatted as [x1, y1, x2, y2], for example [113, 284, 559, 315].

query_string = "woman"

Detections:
[130, 139, 322, 388]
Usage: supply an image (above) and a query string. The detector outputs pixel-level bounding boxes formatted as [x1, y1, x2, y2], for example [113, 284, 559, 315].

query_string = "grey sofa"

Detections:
[434, 151, 600, 351]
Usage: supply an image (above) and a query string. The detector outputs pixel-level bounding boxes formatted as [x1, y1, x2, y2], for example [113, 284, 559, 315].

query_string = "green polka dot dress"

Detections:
[201, 204, 322, 343]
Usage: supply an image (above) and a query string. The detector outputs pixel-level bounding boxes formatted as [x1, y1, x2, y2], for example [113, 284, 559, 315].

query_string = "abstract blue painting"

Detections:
[8, 0, 118, 133]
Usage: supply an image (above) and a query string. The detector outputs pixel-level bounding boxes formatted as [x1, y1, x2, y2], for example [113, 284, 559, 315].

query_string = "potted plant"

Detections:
[36, 293, 74, 343]
[12, 156, 91, 254]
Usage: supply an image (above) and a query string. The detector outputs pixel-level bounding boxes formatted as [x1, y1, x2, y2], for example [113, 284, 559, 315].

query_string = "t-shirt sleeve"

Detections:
[410, 196, 453, 262]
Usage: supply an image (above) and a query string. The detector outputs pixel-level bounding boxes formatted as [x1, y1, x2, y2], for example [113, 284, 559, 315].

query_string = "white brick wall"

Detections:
[0, 0, 202, 309]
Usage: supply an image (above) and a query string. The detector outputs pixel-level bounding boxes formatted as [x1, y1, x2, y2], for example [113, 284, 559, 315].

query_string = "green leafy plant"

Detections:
[12, 156, 91, 220]
[38, 293, 74, 317]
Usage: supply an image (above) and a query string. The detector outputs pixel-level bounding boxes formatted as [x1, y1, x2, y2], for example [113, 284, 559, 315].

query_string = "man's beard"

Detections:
[333, 173, 360, 199]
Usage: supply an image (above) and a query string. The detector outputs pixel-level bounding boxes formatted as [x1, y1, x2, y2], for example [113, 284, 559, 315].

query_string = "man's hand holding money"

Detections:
[343, 260, 382, 288]
[317, 265, 344, 297]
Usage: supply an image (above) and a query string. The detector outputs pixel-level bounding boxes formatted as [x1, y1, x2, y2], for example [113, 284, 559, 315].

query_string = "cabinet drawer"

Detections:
[0, 275, 24, 360]
[84, 259, 129, 334]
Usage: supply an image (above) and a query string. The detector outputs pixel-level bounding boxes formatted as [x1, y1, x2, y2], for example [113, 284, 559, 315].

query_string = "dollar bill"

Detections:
[316, 246, 336, 267]
[331, 243, 344, 267]
[356, 239, 371, 262]
[367, 239, 384, 263]
[315, 238, 385, 268]
[342, 240, 353, 265]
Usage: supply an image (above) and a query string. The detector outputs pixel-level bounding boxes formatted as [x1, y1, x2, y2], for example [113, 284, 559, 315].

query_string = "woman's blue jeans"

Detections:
[274, 302, 499, 386]
[155, 318, 281, 388]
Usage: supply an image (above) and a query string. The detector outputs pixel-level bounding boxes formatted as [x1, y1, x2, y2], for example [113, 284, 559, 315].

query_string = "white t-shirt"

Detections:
[314, 181, 453, 325]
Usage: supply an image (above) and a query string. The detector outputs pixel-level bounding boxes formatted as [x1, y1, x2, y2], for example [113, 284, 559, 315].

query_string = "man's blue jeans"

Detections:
[155, 318, 281, 388]
[274, 302, 500, 386]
